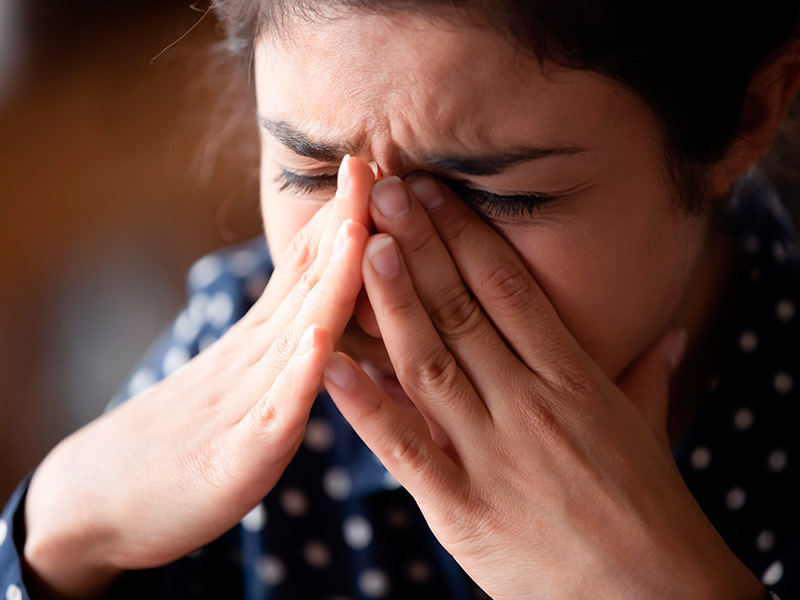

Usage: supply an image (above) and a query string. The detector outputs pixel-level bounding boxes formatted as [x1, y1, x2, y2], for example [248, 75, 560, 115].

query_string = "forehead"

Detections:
[254, 12, 640, 164]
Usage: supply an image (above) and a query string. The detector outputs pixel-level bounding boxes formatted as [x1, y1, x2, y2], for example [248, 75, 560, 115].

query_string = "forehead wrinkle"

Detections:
[258, 13, 607, 173]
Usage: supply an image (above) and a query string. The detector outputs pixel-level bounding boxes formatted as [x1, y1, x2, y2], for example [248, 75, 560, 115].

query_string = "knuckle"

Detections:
[402, 227, 438, 259]
[429, 286, 484, 339]
[408, 347, 460, 393]
[268, 328, 297, 365]
[389, 423, 429, 469]
[552, 367, 603, 403]
[520, 398, 562, 438]
[250, 392, 280, 428]
[481, 263, 532, 312]
[439, 211, 472, 242]
[382, 286, 420, 318]
[188, 442, 233, 493]
[250, 393, 304, 443]
[297, 261, 323, 297]
[281, 226, 316, 273]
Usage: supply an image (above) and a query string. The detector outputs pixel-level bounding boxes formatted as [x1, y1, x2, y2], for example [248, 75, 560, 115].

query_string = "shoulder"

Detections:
[182, 235, 274, 335]
[108, 236, 272, 409]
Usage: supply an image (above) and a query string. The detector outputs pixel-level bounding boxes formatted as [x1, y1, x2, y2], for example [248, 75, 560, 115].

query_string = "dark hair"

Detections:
[211, 0, 800, 207]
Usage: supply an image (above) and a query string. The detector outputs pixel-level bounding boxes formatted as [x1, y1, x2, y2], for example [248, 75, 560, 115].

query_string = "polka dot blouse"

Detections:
[1, 173, 797, 599]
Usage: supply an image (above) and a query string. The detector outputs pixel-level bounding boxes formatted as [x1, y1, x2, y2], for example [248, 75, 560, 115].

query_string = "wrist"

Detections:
[22, 469, 121, 600]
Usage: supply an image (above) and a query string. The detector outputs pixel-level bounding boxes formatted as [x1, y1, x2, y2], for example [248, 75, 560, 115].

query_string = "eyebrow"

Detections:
[258, 116, 585, 176]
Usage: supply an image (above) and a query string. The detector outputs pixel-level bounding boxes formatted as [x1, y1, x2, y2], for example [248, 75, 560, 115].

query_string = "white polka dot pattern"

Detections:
[757, 529, 776, 553]
[162, 345, 190, 376]
[774, 372, 793, 394]
[0, 519, 7, 547]
[61, 195, 799, 599]
[229, 249, 258, 278]
[739, 331, 758, 353]
[323, 467, 352, 501]
[280, 488, 308, 517]
[5, 585, 21, 600]
[388, 509, 409, 528]
[256, 555, 286, 586]
[304, 419, 335, 452]
[188, 255, 224, 289]
[303, 541, 332, 568]
[776, 299, 795, 321]
[127, 366, 156, 397]
[358, 568, 390, 598]
[407, 561, 432, 583]
[733, 407, 754, 431]
[245, 274, 269, 302]
[197, 334, 217, 352]
[241, 504, 267, 532]
[382, 471, 402, 490]
[207, 291, 235, 328]
[763, 560, 784, 585]
[172, 310, 200, 344]
[767, 449, 788, 473]
[188, 292, 209, 323]
[343, 515, 373, 550]
[690, 447, 711, 470]
[725, 487, 746, 511]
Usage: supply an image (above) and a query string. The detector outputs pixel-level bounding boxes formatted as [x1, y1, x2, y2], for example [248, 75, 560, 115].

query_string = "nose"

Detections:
[368, 160, 383, 180]
[352, 160, 385, 339]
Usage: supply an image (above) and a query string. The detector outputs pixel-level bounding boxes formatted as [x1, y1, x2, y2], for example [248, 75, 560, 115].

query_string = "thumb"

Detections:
[617, 329, 688, 454]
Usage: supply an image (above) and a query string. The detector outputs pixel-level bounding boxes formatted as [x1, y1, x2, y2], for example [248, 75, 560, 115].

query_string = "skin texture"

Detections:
[256, 13, 711, 383]
[23, 159, 376, 598]
[19, 7, 800, 600]
[255, 11, 799, 599]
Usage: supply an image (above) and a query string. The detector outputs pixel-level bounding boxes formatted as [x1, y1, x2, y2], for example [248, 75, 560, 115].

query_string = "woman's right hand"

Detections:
[22, 156, 374, 599]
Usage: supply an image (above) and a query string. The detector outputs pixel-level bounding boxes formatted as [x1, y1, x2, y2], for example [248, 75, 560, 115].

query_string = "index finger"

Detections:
[245, 156, 375, 324]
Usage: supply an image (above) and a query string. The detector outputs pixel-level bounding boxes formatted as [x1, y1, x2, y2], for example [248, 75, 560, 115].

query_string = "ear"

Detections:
[709, 40, 800, 196]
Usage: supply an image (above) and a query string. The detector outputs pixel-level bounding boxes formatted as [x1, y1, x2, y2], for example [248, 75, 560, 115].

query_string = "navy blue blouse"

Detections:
[2, 174, 798, 599]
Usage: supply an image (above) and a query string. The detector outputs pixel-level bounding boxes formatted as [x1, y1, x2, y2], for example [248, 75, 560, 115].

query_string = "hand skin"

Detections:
[22, 157, 374, 600]
[323, 175, 766, 600]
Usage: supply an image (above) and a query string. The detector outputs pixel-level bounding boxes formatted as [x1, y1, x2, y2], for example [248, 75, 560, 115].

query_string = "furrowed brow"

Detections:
[259, 116, 584, 175]
[258, 117, 352, 162]
[422, 146, 585, 177]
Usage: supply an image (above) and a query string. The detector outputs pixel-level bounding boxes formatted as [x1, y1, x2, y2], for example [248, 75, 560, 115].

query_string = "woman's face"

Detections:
[254, 12, 711, 381]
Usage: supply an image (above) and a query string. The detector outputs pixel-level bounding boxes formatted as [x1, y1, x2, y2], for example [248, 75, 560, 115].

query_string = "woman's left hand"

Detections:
[322, 175, 764, 600]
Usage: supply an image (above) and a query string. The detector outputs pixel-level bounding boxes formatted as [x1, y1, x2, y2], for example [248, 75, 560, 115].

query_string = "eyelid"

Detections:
[274, 168, 560, 218]
[274, 169, 337, 194]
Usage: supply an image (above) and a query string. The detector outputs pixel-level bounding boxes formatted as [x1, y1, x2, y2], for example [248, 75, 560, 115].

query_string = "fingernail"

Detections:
[336, 155, 351, 198]
[665, 329, 688, 372]
[406, 175, 443, 210]
[297, 325, 317, 356]
[368, 236, 401, 279]
[368, 161, 382, 178]
[332, 219, 352, 258]
[371, 177, 409, 219]
[324, 354, 355, 390]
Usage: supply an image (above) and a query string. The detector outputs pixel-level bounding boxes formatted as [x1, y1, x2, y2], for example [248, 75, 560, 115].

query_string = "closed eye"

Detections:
[273, 169, 557, 218]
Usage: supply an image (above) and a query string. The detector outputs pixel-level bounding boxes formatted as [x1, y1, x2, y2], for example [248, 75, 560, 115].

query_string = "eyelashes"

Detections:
[437, 176, 554, 218]
[275, 169, 338, 195]
[273, 169, 555, 218]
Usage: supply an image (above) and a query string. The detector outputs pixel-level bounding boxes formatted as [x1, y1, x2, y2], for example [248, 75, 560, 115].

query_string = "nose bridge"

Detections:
[356, 109, 425, 182]
[363, 145, 420, 183]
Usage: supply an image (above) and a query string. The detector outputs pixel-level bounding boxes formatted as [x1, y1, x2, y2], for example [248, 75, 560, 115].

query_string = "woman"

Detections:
[2, 1, 799, 598]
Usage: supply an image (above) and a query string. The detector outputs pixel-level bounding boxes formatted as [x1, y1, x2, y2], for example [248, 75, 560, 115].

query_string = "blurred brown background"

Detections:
[0, 0, 261, 501]
[2, 0, 800, 505]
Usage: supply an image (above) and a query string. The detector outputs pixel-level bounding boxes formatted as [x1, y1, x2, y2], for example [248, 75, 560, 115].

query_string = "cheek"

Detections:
[260, 181, 324, 263]
[499, 202, 705, 378]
